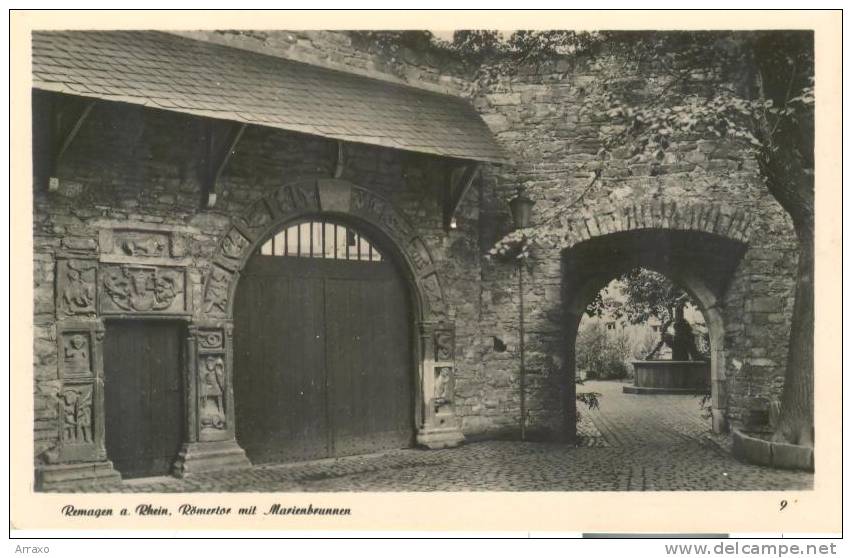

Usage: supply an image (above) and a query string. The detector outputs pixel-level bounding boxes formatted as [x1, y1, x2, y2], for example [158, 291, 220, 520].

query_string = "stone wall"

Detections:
[32, 96, 483, 462]
[33, 31, 802, 464]
[471, 55, 799, 437]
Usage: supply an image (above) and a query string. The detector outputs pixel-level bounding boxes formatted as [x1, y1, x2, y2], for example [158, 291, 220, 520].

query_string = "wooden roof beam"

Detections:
[443, 162, 480, 231]
[204, 121, 247, 208]
[44, 96, 96, 191]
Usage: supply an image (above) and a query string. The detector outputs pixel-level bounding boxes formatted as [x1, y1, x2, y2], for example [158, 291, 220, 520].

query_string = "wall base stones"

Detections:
[732, 429, 814, 471]
[172, 441, 252, 477]
[36, 460, 121, 491]
[416, 427, 465, 449]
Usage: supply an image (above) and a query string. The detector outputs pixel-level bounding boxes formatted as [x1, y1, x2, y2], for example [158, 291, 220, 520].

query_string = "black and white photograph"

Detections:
[10, 9, 842, 536]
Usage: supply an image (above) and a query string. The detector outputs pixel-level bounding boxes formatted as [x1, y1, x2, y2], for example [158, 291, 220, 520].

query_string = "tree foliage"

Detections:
[482, 31, 813, 260]
[586, 268, 688, 325]
[575, 320, 631, 381]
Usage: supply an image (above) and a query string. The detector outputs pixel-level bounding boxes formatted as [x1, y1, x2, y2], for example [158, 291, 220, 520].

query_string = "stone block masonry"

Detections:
[32, 98, 484, 469]
[473, 53, 798, 439]
[31, 32, 801, 481]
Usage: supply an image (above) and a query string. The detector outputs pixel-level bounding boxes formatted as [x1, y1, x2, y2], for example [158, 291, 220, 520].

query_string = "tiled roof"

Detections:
[32, 31, 508, 164]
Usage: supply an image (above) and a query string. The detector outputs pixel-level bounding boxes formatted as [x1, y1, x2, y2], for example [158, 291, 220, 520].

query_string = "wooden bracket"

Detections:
[442, 162, 480, 231]
[333, 140, 345, 178]
[204, 121, 247, 208]
[42, 95, 96, 191]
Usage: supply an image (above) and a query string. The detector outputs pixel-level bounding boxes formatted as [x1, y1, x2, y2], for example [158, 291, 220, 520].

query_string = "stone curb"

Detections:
[731, 428, 814, 471]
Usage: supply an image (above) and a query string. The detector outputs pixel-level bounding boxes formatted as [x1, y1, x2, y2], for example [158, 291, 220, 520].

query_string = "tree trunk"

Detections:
[770, 223, 814, 446]
[759, 152, 814, 447]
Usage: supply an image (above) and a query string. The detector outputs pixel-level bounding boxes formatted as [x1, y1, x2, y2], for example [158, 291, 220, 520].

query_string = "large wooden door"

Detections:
[233, 220, 413, 464]
[103, 321, 184, 478]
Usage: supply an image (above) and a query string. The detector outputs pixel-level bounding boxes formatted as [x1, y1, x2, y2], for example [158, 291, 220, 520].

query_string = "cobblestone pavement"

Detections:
[67, 380, 812, 492]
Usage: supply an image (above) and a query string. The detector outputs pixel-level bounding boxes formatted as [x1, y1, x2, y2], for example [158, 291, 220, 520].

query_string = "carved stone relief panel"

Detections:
[219, 228, 250, 267]
[409, 237, 434, 275]
[238, 199, 274, 238]
[275, 183, 319, 214]
[56, 259, 97, 317]
[419, 272, 444, 317]
[379, 203, 413, 240]
[351, 188, 414, 239]
[60, 384, 94, 446]
[99, 264, 187, 314]
[202, 265, 233, 316]
[60, 331, 93, 379]
[53, 320, 107, 464]
[198, 354, 227, 432]
[99, 227, 188, 260]
[435, 329, 455, 362]
[197, 329, 224, 352]
[115, 231, 169, 257]
[433, 366, 454, 411]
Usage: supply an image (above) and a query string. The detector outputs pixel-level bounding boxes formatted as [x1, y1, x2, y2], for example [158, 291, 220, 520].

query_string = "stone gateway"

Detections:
[31, 30, 800, 489]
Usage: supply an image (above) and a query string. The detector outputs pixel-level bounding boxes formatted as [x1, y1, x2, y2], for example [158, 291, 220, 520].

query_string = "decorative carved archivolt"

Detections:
[57, 259, 97, 317]
[203, 265, 232, 315]
[239, 200, 274, 236]
[419, 273, 443, 315]
[220, 228, 250, 263]
[275, 183, 318, 214]
[204, 179, 448, 321]
[408, 237, 433, 274]
[100, 264, 186, 314]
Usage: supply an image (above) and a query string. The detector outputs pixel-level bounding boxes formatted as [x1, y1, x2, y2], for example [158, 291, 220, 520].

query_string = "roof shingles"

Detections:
[32, 30, 507, 164]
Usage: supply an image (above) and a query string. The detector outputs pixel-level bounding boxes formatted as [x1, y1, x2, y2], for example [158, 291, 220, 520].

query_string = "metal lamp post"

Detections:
[508, 187, 534, 441]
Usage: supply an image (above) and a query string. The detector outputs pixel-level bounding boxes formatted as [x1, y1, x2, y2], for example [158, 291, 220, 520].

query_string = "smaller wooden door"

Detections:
[103, 321, 184, 478]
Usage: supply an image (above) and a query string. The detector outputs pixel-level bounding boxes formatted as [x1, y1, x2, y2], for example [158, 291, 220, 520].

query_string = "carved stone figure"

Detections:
[420, 273, 442, 308]
[59, 260, 96, 315]
[221, 229, 249, 261]
[120, 235, 167, 257]
[433, 366, 452, 408]
[61, 387, 92, 443]
[63, 334, 89, 373]
[199, 356, 226, 430]
[204, 267, 230, 314]
[77, 400, 92, 443]
[435, 331, 454, 361]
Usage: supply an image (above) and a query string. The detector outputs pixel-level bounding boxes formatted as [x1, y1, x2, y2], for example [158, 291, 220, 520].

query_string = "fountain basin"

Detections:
[623, 360, 710, 395]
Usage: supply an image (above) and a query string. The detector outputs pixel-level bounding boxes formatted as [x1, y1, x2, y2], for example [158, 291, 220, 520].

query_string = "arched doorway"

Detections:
[573, 269, 714, 446]
[562, 229, 746, 436]
[233, 216, 415, 464]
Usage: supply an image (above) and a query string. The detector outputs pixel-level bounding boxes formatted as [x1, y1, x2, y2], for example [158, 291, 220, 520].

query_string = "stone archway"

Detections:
[536, 199, 752, 440]
[174, 179, 463, 475]
[560, 227, 747, 437]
